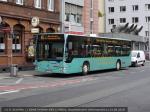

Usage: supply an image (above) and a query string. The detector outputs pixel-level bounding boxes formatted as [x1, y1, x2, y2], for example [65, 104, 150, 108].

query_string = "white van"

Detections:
[131, 50, 146, 66]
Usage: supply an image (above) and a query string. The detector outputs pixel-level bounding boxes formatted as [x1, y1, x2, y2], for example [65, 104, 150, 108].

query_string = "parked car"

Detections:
[131, 50, 146, 66]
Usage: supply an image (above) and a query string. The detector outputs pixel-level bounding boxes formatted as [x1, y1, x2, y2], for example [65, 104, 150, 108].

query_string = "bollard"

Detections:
[10, 64, 18, 77]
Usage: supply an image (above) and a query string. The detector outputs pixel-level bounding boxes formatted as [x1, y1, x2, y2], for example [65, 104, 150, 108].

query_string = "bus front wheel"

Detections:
[116, 61, 121, 71]
[82, 63, 89, 75]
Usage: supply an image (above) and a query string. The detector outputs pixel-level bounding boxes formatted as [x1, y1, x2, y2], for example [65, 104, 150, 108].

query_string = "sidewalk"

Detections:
[0, 70, 37, 79]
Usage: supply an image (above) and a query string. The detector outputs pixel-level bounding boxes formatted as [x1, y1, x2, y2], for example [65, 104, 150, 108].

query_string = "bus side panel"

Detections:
[64, 58, 88, 74]
[64, 56, 131, 74]
[120, 56, 131, 68]
[35, 56, 131, 74]
[90, 57, 116, 71]
[90, 56, 131, 71]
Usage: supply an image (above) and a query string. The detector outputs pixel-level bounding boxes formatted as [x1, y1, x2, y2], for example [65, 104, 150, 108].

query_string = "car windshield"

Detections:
[131, 52, 137, 57]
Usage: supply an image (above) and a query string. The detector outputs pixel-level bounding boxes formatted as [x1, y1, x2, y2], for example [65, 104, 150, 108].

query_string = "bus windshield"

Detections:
[36, 34, 64, 61]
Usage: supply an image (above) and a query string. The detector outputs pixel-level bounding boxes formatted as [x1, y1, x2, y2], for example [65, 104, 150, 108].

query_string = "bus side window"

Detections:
[79, 45, 85, 57]
[115, 46, 121, 56]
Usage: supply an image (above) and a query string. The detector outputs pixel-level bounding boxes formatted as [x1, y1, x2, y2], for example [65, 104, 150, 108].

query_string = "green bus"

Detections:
[34, 33, 131, 75]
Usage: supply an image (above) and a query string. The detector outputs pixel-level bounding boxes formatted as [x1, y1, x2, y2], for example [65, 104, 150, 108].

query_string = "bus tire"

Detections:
[82, 63, 89, 75]
[116, 61, 121, 71]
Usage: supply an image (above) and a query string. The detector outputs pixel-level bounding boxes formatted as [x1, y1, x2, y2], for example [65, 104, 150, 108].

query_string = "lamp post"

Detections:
[148, 20, 150, 60]
[0, 16, 2, 24]
[60, 0, 65, 33]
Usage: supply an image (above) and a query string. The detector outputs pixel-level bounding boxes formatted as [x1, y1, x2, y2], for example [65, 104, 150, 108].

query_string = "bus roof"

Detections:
[35, 33, 131, 41]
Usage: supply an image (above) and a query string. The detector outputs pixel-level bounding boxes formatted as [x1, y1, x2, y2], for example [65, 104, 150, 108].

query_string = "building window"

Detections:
[132, 5, 138, 11]
[34, 0, 41, 9]
[90, 9, 93, 18]
[90, 21, 93, 34]
[108, 19, 114, 25]
[65, 13, 69, 21]
[65, 3, 83, 24]
[145, 4, 150, 10]
[132, 17, 139, 23]
[90, 0, 93, 9]
[146, 16, 150, 22]
[48, 0, 54, 11]
[0, 0, 7, 1]
[120, 6, 126, 12]
[16, 0, 23, 5]
[108, 7, 114, 13]
[77, 14, 82, 24]
[0, 33, 5, 54]
[108, 0, 114, 2]
[145, 31, 149, 37]
[120, 18, 126, 23]
[90, 0, 93, 18]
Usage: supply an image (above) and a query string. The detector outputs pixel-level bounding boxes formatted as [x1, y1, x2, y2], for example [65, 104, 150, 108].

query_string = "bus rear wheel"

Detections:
[82, 63, 89, 75]
[116, 61, 121, 71]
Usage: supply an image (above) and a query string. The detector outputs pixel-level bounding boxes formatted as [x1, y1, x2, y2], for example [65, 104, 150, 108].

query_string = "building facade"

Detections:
[0, 0, 60, 71]
[84, 0, 99, 35]
[60, 0, 84, 35]
[105, 0, 150, 37]
[98, 0, 105, 33]
[60, 0, 99, 35]
[105, 0, 150, 58]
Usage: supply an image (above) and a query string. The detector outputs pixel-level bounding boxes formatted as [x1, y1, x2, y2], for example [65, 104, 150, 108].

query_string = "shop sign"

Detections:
[31, 28, 39, 33]
[31, 17, 39, 27]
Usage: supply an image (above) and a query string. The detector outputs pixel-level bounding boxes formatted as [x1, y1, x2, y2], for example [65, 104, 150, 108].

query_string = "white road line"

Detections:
[0, 78, 4, 80]
[23, 75, 33, 77]
[0, 90, 20, 95]
[0, 77, 11, 80]
[15, 78, 24, 84]
[140, 70, 145, 72]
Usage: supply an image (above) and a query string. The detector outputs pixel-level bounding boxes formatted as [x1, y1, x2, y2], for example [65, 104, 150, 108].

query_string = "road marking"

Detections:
[15, 78, 24, 84]
[0, 77, 96, 91]
[23, 75, 33, 77]
[0, 77, 11, 80]
[140, 70, 145, 72]
[47, 76, 150, 107]
[0, 90, 20, 95]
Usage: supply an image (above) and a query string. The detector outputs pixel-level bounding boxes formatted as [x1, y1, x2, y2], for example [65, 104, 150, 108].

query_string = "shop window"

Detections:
[0, 33, 5, 53]
[46, 28, 55, 33]
[12, 34, 21, 53]
[13, 24, 24, 54]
